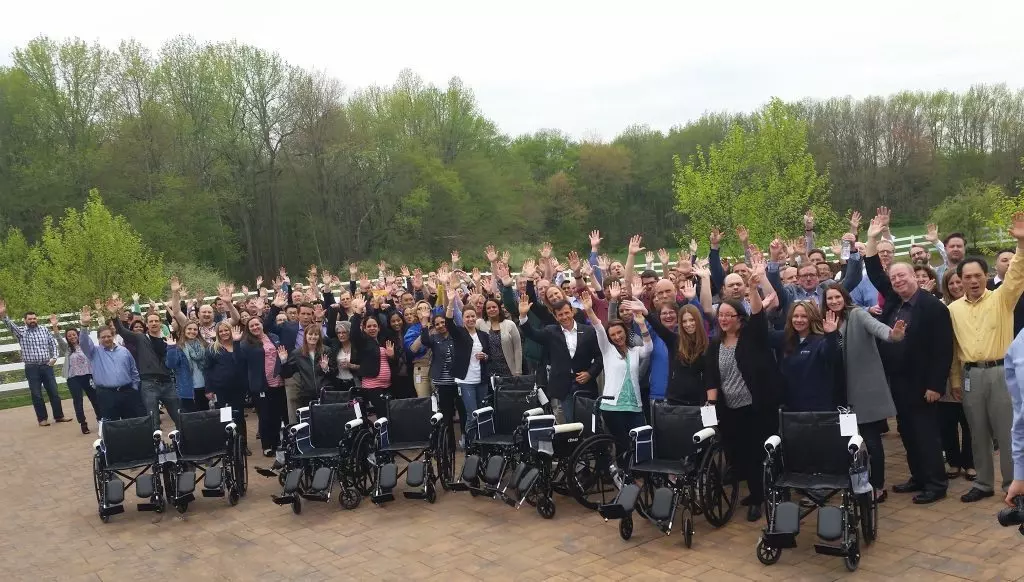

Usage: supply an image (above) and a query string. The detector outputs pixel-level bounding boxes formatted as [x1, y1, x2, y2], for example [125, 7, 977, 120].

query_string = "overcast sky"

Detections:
[2, 0, 1022, 140]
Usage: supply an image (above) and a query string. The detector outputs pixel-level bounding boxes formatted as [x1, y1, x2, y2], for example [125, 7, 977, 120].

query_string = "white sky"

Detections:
[2, 0, 1023, 140]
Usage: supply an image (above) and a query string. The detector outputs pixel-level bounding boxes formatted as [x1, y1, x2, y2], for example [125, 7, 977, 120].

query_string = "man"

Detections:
[909, 244, 931, 266]
[936, 232, 966, 281]
[767, 232, 862, 317]
[0, 299, 68, 426]
[78, 308, 145, 421]
[1004, 327, 1024, 506]
[948, 215, 1024, 503]
[518, 299, 602, 424]
[865, 209, 953, 504]
[111, 297, 180, 431]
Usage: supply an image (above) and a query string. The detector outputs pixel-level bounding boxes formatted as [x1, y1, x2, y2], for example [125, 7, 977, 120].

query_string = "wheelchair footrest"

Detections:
[136, 503, 161, 512]
[106, 478, 125, 505]
[403, 490, 426, 500]
[508, 463, 527, 492]
[100, 504, 125, 518]
[177, 471, 196, 495]
[282, 469, 303, 494]
[483, 455, 504, 486]
[135, 474, 156, 499]
[460, 455, 480, 483]
[449, 482, 469, 492]
[372, 492, 395, 504]
[204, 466, 224, 490]
[311, 467, 332, 492]
[816, 506, 843, 541]
[813, 543, 849, 557]
[762, 531, 798, 549]
[517, 468, 540, 495]
[406, 461, 426, 488]
[650, 487, 675, 522]
[201, 488, 224, 498]
[599, 483, 641, 520]
[255, 467, 278, 478]
[773, 501, 801, 535]
[177, 492, 197, 505]
[378, 463, 398, 491]
[272, 494, 296, 505]
[300, 492, 328, 502]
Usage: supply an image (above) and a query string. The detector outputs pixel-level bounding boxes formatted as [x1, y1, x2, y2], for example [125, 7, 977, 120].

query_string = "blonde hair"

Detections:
[211, 321, 234, 353]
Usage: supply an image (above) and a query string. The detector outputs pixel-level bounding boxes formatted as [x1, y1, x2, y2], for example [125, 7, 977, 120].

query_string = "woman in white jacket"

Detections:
[582, 292, 652, 461]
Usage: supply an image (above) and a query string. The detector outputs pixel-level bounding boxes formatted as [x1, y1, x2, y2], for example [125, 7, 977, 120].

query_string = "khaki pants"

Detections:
[284, 376, 301, 425]
[413, 362, 432, 398]
[963, 366, 1014, 493]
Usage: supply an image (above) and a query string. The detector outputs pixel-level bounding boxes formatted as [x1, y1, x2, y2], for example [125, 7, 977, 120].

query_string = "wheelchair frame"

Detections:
[165, 409, 247, 514]
[368, 396, 445, 505]
[91, 417, 168, 522]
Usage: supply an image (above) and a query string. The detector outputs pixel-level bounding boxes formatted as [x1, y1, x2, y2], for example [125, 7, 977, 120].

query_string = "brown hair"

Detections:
[783, 301, 824, 355]
[676, 304, 708, 365]
[300, 324, 324, 358]
[819, 283, 854, 324]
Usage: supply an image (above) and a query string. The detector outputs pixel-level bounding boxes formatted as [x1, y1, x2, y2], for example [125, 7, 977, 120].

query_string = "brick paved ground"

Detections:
[3, 401, 1024, 582]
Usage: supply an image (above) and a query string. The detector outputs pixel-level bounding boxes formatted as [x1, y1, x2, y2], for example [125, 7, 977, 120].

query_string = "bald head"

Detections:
[653, 279, 676, 308]
[887, 262, 918, 300]
[723, 273, 746, 301]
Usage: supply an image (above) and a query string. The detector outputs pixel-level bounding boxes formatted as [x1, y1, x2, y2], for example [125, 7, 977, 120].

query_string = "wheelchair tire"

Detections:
[683, 516, 693, 548]
[426, 483, 437, 505]
[756, 538, 781, 565]
[352, 431, 373, 496]
[700, 443, 738, 528]
[537, 496, 555, 519]
[93, 455, 107, 522]
[340, 487, 361, 510]
[619, 515, 633, 540]
[857, 493, 877, 545]
[568, 434, 617, 510]
[435, 428, 455, 491]
[176, 500, 189, 514]
[229, 490, 240, 506]
[292, 496, 302, 515]
[845, 542, 860, 571]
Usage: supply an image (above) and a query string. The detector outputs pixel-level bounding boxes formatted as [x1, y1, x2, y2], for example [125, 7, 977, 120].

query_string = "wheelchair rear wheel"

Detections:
[435, 428, 455, 490]
[756, 537, 781, 565]
[568, 434, 617, 510]
[699, 443, 738, 527]
[856, 492, 877, 545]
[351, 431, 373, 496]
[93, 455, 109, 523]
[844, 528, 860, 571]
[682, 516, 693, 548]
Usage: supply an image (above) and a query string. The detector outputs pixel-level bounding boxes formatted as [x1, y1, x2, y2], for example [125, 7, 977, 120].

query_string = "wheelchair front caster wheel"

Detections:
[756, 538, 781, 565]
[176, 501, 189, 514]
[154, 497, 165, 514]
[229, 490, 240, 506]
[340, 488, 361, 510]
[683, 517, 693, 548]
[537, 497, 555, 519]
[292, 497, 302, 515]
[845, 545, 860, 571]
[100, 512, 110, 523]
[619, 516, 633, 540]
[426, 485, 437, 505]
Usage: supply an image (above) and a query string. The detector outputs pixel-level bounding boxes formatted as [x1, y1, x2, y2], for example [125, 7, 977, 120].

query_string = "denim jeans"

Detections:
[24, 363, 64, 422]
[140, 378, 181, 431]
[458, 382, 488, 438]
[66, 374, 98, 424]
[96, 387, 147, 421]
[601, 410, 647, 464]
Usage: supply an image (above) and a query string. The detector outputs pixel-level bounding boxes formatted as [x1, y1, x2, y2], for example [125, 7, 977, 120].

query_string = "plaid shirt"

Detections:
[3, 317, 58, 364]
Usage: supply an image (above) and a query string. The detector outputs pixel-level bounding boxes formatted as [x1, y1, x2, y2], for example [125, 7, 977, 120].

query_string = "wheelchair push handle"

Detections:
[997, 495, 1024, 535]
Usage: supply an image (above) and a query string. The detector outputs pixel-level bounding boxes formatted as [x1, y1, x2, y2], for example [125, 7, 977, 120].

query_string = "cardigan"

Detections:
[239, 332, 283, 395]
[839, 307, 898, 423]
[483, 319, 523, 376]
[593, 320, 652, 408]
[704, 311, 783, 411]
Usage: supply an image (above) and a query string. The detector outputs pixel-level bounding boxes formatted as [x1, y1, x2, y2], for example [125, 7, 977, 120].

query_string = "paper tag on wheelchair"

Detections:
[839, 413, 858, 437]
[430, 394, 438, 412]
[416, 375, 422, 385]
[591, 413, 597, 434]
[220, 406, 232, 423]
[353, 401, 362, 419]
[701, 406, 718, 427]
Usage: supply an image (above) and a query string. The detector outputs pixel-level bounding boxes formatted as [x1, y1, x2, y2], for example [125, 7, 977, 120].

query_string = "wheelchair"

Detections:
[598, 403, 735, 547]
[368, 396, 445, 505]
[166, 409, 247, 513]
[91, 416, 168, 522]
[452, 376, 548, 498]
[756, 410, 877, 572]
[564, 393, 620, 509]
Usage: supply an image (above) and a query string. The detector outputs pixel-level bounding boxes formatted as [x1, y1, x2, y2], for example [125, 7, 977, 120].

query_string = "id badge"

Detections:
[963, 371, 971, 393]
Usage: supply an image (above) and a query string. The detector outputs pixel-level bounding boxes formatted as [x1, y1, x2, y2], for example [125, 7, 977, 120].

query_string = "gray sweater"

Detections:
[839, 307, 898, 424]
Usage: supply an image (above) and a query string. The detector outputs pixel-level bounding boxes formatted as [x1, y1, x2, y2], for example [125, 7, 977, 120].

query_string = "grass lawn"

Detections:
[0, 385, 71, 411]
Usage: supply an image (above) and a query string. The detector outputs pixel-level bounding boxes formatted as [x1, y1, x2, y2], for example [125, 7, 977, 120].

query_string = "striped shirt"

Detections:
[362, 347, 391, 389]
[3, 317, 57, 364]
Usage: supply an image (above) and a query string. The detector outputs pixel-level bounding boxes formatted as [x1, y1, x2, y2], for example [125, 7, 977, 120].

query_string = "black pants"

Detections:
[363, 387, 391, 419]
[718, 403, 774, 504]
[391, 373, 416, 399]
[938, 401, 974, 470]
[256, 388, 287, 451]
[96, 386, 147, 421]
[434, 383, 461, 447]
[891, 379, 947, 493]
[858, 419, 888, 490]
[66, 374, 98, 424]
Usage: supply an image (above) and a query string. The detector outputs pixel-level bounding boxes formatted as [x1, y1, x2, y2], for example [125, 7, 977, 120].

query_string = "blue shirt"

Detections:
[637, 321, 668, 401]
[1004, 329, 1024, 480]
[850, 273, 879, 309]
[79, 330, 141, 390]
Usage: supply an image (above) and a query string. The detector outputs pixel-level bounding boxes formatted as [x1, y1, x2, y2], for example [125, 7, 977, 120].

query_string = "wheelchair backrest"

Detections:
[492, 374, 536, 392]
[652, 403, 702, 460]
[385, 397, 434, 444]
[778, 411, 850, 476]
[319, 389, 353, 405]
[309, 403, 358, 449]
[572, 393, 598, 435]
[101, 416, 156, 465]
[493, 387, 541, 435]
[178, 409, 227, 457]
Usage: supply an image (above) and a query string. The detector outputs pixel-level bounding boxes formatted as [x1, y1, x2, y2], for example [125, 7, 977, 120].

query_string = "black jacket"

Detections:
[518, 319, 603, 400]
[704, 311, 783, 410]
[447, 318, 491, 382]
[348, 313, 399, 381]
[647, 315, 708, 405]
[204, 341, 246, 400]
[281, 348, 330, 395]
[238, 333, 283, 395]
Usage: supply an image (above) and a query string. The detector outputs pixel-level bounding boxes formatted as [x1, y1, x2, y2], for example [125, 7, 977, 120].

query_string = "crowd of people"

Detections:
[5, 206, 1024, 519]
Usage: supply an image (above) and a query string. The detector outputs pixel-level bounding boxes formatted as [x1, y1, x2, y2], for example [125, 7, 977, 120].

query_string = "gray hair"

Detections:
[336, 320, 352, 334]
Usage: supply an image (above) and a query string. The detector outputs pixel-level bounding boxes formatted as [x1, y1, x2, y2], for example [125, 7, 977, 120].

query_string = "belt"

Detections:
[964, 359, 1004, 370]
[98, 384, 134, 392]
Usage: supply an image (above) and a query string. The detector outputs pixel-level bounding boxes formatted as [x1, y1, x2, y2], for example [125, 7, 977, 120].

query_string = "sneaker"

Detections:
[55, 417, 73, 423]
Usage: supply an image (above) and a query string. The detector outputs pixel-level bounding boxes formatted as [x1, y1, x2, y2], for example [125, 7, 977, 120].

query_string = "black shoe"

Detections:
[740, 495, 753, 506]
[893, 481, 923, 494]
[913, 490, 946, 504]
[960, 488, 994, 503]
[81, 422, 90, 435]
[746, 504, 763, 522]
[874, 489, 888, 504]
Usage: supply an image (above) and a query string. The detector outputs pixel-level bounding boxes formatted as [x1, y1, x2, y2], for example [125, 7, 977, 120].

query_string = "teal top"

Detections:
[601, 353, 642, 413]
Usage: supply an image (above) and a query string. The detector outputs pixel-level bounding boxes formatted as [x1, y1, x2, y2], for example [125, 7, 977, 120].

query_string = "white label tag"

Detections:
[701, 405, 718, 427]
[353, 401, 362, 419]
[431, 394, 438, 412]
[839, 413, 859, 437]
[416, 375, 423, 385]
[963, 373, 971, 393]
[220, 406, 232, 423]
[591, 413, 597, 434]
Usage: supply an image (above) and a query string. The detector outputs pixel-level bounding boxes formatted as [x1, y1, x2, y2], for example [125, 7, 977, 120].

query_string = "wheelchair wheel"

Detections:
[426, 482, 437, 504]
[857, 492, 877, 545]
[340, 487, 361, 510]
[568, 434, 617, 510]
[700, 443, 738, 527]
[844, 529, 861, 572]
[619, 515, 633, 540]
[682, 516, 693, 548]
[93, 455, 109, 523]
[756, 537, 781, 565]
[537, 496, 555, 519]
[435, 428, 455, 490]
[292, 496, 302, 515]
[234, 437, 249, 496]
[176, 500, 189, 514]
[351, 431, 373, 496]
[229, 489, 240, 506]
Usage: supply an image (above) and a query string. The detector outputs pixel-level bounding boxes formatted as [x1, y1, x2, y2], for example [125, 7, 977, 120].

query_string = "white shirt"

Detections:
[562, 324, 578, 358]
[458, 333, 483, 384]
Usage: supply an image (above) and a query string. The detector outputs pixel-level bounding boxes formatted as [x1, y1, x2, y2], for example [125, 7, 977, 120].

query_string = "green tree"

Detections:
[930, 180, 1014, 251]
[673, 98, 840, 255]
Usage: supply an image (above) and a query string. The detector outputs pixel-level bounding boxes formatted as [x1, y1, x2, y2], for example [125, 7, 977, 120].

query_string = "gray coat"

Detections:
[839, 307, 898, 423]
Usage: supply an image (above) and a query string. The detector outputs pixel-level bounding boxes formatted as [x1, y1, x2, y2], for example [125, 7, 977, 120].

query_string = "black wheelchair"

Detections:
[91, 416, 168, 522]
[166, 409, 247, 513]
[564, 393, 620, 510]
[368, 396, 445, 505]
[267, 399, 371, 515]
[756, 410, 877, 571]
[598, 403, 736, 546]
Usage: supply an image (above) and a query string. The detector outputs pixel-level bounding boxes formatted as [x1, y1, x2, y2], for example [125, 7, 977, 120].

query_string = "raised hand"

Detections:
[320, 353, 330, 371]
[567, 250, 581, 273]
[351, 296, 366, 314]
[277, 344, 288, 361]
[580, 291, 593, 311]
[169, 276, 181, 294]
[849, 210, 862, 232]
[630, 276, 643, 299]
[793, 237, 807, 256]
[645, 251, 655, 265]
[589, 230, 602, 250]
[232, 325, 243, 341]
[608, 280, 622, 301]
[322, 271, 333, 285]
[925, 223, 939, 243]
[580, 261, 593, 277]
[500, 250, 511, 265]
[359, 273, 371, 291]
[868, 304, 883, 316]
[495, 261, 511, 284]
[279, 266, 289, 282]
[709, 227, 723, 247]
[874, 206, 891, 230]
[80, 306, 92, 326]
[521, 259, 537, 279]
[0, 298, 6, 318]
[749, 261, 766, 286]
[890, 319, 907, 341]
[867, 215, 886, 240]
[517, 294, 533, 317]
[255, 275, 264, 289]
[1009, 212, 1024, 241]
[689, 238, 699, 255]
[348, 263, 359, 278]
[484, 245, 498, 263]
[831, 240, 843, 257]
[539, 243, 552, 260]
[823, 309, 838, 333]
[681, 280, 696, 300]
[657, 248, 670, 267]
[804, 209, 815, 231]
[471, 267, 481, 283]
[49, 313, 58, 328]
[165, 335, 177, 347]
[597, 254, 611, 272]
[762, 292, 778, 311]
[735, 225, 749, 245]
[628, 234, 645, 256]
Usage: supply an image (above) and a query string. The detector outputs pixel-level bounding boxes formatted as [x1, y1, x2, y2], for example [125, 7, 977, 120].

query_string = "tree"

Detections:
[928, 181, 1008, 251]
[673, 98, 840, 255]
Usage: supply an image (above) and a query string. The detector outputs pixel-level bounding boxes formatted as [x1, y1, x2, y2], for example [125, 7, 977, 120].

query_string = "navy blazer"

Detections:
[446, 317, 491, 382]
[239, 332, 283, 395]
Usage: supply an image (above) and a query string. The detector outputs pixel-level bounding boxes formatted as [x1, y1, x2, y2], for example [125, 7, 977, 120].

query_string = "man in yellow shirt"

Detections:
[949, 212, 1024, 503]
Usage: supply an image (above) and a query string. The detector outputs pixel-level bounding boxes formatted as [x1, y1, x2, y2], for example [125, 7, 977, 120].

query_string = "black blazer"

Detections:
[447, 317, 491, 382]
[704, 311, 783, 410]
[518, 320, 603, 400]
[266, 289, 336, 350]
[348, 313, 399, 381]
[647, 315, 708, 405]
[238, 332, 283, 395]
[866, 255, 953, 396]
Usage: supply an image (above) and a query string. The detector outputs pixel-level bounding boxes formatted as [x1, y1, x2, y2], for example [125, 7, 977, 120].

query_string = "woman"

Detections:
[821, 283, 905, 501]
[328, 320, 359, 391]
[349, 297, 398, 418]
[482, 298, 522, 378]
[124, 319, 146, 361]
[239, 317, 286, 456]
[581, 293, 652, 462]
[648, 303, 711, 406]
[447, 285, 491, 438]
[914, 265, 943, 299]
[281, 325, 331, 409]
[206, 321, 249, 453]
[166, 321, 210, 412]
[770, 301, 843, 412]
[939, 270, 975, 481]
[420, 311, 463, 448]
[704, 260, 782, 522]
[50, 315, 98, 434]
[386, 311, 415, 399]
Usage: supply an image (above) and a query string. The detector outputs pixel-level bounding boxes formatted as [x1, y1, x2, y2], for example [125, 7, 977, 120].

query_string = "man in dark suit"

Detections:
[865, 207, 953, 504]
[517, 298, 603, 423]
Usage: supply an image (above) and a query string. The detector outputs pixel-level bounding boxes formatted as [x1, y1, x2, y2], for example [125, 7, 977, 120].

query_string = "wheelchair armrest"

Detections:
[523, 407, 545, 418]
[224, 422, 237, 434]
[536, 388, 549, 406]
[297, 406, 309, 416]
[764, 435, 781, 453]
[167, 429, 181, 443]
[92, 438, 103, 452]
[290, 422, 309, 435]
[471, 406, 493, 419]
[374, 417, 389, 429]
[693, 427, 716, 444]
[554, 422, 584, 434]
[345, 418, 364, 432]
[629, 425, 653, 440]
[429, 412, 443, 426]
[152, 430, 163, 441]
[848, 434, 865, 455]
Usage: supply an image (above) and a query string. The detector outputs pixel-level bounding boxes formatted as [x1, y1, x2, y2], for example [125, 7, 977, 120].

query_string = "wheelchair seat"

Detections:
[294, 403, 358, 458]
[476, 434, 516, 446]
[176, 410, 229, 462]
[775, 472, 851, 490]
[101, 416, 160, 471]
[631, 459, 688, 475]
[773, 411, 852, 488]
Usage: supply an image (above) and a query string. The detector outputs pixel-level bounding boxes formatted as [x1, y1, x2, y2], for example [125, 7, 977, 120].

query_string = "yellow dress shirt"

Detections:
[948, 249, 1024, 364]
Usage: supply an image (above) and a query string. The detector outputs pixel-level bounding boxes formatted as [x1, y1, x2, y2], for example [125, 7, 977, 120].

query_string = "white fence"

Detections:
[0, 229, 1007, 393]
